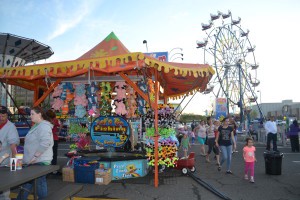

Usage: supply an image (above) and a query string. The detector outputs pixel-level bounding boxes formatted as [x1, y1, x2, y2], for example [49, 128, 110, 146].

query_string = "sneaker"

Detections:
[244, 174, 248, 180]
[205, 155, 210, 163]
[218, 166, 221, 171]
[226, 170, 233, 174]
[250, 176, 255, 183]
[234, 150, 238, 153]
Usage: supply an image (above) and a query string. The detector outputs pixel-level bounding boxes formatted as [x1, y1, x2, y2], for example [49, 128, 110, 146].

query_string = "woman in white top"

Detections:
[206, 117, 220, 164]
[194, 120, 207, 156]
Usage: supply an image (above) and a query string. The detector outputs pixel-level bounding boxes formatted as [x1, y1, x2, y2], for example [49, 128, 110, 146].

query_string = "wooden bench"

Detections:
[45, 184, 83, 200]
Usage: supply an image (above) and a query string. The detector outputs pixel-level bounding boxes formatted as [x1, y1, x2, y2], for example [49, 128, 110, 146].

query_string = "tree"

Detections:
[250, 110, 258, 120]
[179, 114, 207, 123]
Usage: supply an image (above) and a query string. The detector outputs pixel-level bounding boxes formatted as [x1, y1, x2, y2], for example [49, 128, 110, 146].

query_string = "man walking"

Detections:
[264, 116, 278, 152]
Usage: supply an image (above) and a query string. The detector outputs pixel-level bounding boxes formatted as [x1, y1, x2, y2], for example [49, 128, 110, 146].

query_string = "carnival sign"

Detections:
[215, 98, 228, 120]
[144, 52, 168, 62]
[91, 116, 130, 148]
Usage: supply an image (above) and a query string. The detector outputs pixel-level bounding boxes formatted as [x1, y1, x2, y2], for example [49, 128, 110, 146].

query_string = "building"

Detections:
[251, 99, 300, 119]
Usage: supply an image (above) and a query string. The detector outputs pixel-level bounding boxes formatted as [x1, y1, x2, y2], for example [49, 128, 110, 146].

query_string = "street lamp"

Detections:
[171, 57, 183, 62]
[169, 47, 183, 62]
[169, 53, 183, 61]
[143, 40, 148, 52]
[169, 47, 182, 55]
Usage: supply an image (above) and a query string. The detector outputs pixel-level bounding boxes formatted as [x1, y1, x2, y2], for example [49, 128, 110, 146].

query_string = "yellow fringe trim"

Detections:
[0, 53, 144, 78]
[144, 58, 215, 77]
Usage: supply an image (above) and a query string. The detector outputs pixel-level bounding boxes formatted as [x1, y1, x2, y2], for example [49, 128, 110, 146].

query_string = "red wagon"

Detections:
[175, 152, 196, 174]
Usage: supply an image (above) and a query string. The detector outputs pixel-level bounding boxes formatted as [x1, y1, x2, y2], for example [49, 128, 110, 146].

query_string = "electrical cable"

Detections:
[188, 171, 232, 200]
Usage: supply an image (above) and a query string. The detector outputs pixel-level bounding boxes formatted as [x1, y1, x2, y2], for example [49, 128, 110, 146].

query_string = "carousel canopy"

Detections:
[0, 33, 54, 67]
[0, 32, 214, 99]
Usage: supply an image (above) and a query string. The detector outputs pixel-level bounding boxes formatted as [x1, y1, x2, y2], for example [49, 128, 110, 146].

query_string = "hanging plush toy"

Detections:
[73, 83, 88, 118]
[66, 89, 74, 102]
[61, 100, 69, 115]
[126, 86, 137, 118]
[75, 105, 87, 118]
[114, 82, 127, 116]
[137, 80, 147, 115]
[114, 100, 128, 116]
[114, 81, 127, 99]
[99, 82, 112, 116]
[52, 85, 63, 98]
[58, 83, 74, 115]
[86, 82, 99, 115]
[52, 98, 64, 111]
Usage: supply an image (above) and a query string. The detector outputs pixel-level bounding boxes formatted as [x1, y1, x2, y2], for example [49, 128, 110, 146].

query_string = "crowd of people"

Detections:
[177, 116, 251, 180]
[0, 106, 61, 200]
[177, 115, 300, 183]
[0, 103, 299, 198]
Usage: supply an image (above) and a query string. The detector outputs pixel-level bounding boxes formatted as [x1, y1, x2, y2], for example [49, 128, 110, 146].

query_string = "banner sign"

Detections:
[215, 98, 228, 120]
[111, 160, 145, 180]
[145, 52, 168, 62]
[90, 116, 130, 148]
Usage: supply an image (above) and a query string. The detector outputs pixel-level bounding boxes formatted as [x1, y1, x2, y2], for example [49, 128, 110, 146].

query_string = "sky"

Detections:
[1, 0, 300, 115]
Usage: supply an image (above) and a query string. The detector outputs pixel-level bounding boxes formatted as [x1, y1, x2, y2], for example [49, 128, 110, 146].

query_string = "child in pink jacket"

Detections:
[243, 137, 257, 183]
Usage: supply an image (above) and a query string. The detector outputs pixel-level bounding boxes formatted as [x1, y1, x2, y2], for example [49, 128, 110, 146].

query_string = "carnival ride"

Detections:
[0, 31, 214, 187]
[0, 33, 54, 134]
[197, 11, 264, 122]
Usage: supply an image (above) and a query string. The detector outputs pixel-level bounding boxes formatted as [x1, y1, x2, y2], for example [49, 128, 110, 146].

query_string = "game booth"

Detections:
[0, 32, 214, 187]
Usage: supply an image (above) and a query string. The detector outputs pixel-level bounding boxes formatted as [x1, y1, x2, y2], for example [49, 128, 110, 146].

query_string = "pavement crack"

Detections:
[192, 183, 202, 200]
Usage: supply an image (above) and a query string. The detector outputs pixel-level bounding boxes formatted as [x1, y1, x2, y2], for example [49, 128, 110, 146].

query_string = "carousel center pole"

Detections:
[154, 69, 159, 188]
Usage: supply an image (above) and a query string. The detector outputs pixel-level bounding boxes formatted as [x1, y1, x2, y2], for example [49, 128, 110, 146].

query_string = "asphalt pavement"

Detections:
[15, 137, 300, 200]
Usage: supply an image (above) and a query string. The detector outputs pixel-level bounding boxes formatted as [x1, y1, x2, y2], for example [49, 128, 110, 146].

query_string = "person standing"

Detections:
[243, 137, 256, 183]
[190, 130, 195, 145]
[215, 117, 236, 174]
[0, 106, 20, 200]
[288, 120, 300, 152]
[180, 133, 191, 158]
[191, 120, 195, 132]
[194, 120, 207, 156]
[229, 116, 238, 153]
[17, 107, 54, 200]
[206, 117, 220, 165]
[46, 109, 61, 167]
[264, 116, 278, 152]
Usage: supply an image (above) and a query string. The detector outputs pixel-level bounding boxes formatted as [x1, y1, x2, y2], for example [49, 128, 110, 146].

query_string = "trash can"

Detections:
[264, 152, 283, 175]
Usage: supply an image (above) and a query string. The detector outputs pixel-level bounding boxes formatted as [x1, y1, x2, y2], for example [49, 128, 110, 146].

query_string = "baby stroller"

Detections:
[175, 152, 196, 174]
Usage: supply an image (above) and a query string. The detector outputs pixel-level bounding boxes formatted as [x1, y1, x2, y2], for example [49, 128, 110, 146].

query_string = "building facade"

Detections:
[251, 100, 300, 119]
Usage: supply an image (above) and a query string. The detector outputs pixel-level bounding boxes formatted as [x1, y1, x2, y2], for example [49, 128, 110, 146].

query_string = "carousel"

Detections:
[0, 32, 214, 187]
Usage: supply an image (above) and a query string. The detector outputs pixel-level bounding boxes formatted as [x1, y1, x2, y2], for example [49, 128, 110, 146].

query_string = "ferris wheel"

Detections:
[197, 11, 261, 120]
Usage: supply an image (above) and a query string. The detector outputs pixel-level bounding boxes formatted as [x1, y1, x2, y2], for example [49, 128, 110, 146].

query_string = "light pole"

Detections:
[169, 47, 182, 55]
[171, 57, 184, 62]
[169, 47, 183, 62]
[143, 40, 148, 52]
[169, 53, 183, 61]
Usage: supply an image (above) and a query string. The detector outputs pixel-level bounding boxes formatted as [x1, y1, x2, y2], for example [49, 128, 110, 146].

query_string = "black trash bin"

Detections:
[264, 152, 283, 175]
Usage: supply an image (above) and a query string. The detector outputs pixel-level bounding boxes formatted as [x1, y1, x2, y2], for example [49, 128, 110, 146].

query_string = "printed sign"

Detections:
[145, 52, 168, 62]
[112, 160, 144, 180]
[91, 116, 130, 148]
[215, 98, 228, 120]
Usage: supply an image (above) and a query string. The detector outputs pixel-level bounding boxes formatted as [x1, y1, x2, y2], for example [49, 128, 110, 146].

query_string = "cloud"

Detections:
[47, 1, 92, 41]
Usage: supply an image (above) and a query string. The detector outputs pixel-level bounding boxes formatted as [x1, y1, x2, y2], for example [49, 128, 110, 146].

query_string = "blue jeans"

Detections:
[220, 145, 232, 171]
[17, 175, 48, 200]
